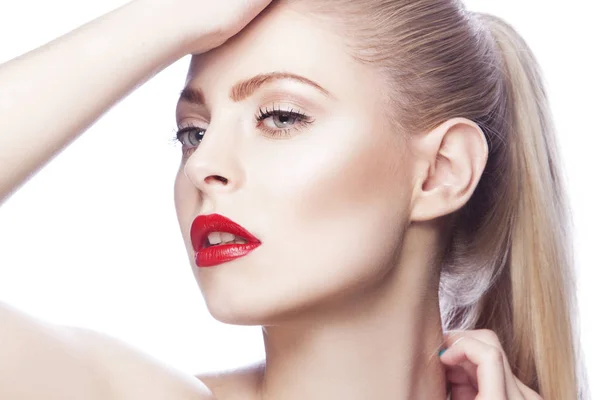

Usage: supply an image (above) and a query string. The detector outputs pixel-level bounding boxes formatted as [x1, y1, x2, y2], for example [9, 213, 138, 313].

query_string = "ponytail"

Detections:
[472, 13, 589, 400]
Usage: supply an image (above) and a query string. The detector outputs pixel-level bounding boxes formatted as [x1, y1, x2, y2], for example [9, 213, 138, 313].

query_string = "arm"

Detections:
[0, 0, 185, 205]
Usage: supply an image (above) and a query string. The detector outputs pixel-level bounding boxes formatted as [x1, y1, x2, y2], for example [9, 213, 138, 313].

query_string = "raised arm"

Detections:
[0, 0, 184, 204]
[0, 0, 273, 205]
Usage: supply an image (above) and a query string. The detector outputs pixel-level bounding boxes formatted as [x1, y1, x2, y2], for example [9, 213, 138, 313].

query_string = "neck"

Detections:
[256, 225, 449, 400]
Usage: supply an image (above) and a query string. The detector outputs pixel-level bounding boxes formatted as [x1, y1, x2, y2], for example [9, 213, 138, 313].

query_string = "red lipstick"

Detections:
[190, 213, 261, 268]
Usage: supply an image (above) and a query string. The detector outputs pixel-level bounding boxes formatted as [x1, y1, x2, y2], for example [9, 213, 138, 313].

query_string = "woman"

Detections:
[0, 0, 587, 399]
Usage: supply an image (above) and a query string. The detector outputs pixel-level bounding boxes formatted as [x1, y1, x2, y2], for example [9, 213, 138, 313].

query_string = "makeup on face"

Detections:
[190, 213, 262, 267]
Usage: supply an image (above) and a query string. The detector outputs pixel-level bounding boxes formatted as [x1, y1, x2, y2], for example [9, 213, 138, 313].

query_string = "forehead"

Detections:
[182, 3, 381, 108]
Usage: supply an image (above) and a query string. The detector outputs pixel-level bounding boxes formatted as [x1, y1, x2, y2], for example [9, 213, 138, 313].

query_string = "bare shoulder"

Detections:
[73, 326, 218, 399]
[195, 360, 265, 400]
[0, 301, 217, 399]
[0, 303, 114, 399]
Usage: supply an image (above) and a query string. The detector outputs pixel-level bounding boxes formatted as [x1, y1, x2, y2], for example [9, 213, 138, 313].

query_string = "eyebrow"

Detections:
[178, 71, 333, 106]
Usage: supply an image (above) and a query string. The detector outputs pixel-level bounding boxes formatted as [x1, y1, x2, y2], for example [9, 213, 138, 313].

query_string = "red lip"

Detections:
[190, 213, 261, 268]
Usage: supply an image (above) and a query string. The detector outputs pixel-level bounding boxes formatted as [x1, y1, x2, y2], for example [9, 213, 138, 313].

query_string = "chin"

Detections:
[199, 284, 285, 326]
[200, 281, 326, 327]
[206, 305, 263, 326]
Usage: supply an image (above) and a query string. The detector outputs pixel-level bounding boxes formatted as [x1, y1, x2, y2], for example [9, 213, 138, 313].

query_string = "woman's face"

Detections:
[174, 3, 416, 324]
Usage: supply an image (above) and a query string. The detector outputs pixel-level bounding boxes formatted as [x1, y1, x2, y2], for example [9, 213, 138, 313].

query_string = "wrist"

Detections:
[128, 0, 220, 58]
[122, 0, 194, 60]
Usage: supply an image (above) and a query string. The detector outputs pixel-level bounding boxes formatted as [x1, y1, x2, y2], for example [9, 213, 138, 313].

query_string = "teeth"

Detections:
[221, 232, 235, 242]
[206, 232, 248, 247]
[207, 232, 222, 245]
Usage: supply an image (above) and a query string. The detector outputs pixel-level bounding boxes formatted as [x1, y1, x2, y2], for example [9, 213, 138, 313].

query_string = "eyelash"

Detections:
[171, 105, 315, 154]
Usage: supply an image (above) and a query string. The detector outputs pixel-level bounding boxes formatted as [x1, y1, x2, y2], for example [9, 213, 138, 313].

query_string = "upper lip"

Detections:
[190, 213, 261, 252]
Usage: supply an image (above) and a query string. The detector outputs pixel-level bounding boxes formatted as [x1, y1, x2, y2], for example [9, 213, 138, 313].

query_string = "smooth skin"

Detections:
[0, 0, 541, 399]
[441, 330, 543, 399]
[0, 0, 273, 204]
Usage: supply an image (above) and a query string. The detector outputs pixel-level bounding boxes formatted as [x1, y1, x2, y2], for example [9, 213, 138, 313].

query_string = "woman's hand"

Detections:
[0, 0, 274, 204]
[439, 329, 542, 399]
[141, 0, 275, 54]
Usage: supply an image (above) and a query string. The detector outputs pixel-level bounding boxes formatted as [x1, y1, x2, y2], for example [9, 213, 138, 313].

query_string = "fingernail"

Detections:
[438, 348, 447, 356]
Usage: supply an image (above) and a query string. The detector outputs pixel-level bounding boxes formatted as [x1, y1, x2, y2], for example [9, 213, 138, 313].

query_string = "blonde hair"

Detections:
[281, 0, 590, 398]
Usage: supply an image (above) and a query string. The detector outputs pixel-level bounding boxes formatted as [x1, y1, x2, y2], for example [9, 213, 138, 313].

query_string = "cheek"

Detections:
[249, 114, 412, 306]
[173, 170, 187, 222]
[174, 168, 199, 247]
[260, 114, 406, 211]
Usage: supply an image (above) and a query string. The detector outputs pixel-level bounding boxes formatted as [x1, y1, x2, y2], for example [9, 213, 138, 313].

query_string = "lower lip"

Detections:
[195, 243, 261, 268]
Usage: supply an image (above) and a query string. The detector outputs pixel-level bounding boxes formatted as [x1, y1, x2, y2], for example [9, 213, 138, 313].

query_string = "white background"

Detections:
[0, 0, 598, 396]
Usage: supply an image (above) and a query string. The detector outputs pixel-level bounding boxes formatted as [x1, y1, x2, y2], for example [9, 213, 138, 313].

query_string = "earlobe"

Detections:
[409, 118, 488, 223]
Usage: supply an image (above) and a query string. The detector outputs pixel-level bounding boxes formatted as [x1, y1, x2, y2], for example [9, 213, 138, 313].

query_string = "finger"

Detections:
[446, 330, 525, 398]
[440, 335, 507, 398]
[445, 360, 479, 389]
[514, 376, 543, 400]
[446, 363, 475, 387]
[445, 362, 479, 400]
[442, 334, 478, 389]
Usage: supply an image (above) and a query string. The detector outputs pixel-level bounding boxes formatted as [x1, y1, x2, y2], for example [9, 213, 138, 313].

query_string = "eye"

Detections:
[174, 124, 206, 147]
[268, 110, 300, 128]
[172, 105, 314, 156]
[255, 105, 314, 137]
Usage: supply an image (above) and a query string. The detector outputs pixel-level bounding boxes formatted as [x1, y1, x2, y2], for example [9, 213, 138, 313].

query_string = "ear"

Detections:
[409, 118, 489, 222]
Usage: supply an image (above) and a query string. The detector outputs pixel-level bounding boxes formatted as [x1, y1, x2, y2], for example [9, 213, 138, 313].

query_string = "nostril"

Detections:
[206, 175, 228, 184]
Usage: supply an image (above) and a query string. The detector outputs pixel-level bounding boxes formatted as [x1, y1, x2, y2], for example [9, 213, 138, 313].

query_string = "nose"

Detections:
[182, 125, 243, 195]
